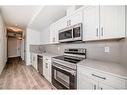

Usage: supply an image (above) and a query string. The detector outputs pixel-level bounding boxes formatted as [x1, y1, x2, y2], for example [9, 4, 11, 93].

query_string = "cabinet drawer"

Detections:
[126, 80, 127, 89]
[43, 57, 51, 63]
[77, 66, 126, 89]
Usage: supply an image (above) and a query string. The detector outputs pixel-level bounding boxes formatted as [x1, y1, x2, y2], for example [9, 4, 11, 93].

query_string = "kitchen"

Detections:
[28, 5, 127, 89]
[0, 5, 127, 90]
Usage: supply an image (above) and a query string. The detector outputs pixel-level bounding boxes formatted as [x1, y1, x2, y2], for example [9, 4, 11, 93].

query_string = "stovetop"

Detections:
[53, 55, 85, 64]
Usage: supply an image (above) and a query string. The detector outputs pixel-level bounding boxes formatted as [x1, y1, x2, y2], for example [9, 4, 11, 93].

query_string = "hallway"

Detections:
[0, 57, 53, 89]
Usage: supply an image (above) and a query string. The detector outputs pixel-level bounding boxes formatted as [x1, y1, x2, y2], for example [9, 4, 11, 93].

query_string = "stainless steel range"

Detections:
[52, 48, 86, 89]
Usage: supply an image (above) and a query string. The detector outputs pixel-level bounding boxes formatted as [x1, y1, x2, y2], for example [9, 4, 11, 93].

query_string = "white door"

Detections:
[8, 38, 21, 58]
[17, 39, 21, 57]
[98, 83, 115, 90]
[100, 6, 125, 39]
[83, 6, 100, 41]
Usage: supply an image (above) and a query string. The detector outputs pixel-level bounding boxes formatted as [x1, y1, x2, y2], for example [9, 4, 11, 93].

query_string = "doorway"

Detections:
[7, 37, 21, 58]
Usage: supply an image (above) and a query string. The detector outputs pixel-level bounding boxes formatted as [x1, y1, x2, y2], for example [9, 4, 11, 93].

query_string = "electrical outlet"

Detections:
[58, 46, 60, 51]
[104, 46, 110, 53]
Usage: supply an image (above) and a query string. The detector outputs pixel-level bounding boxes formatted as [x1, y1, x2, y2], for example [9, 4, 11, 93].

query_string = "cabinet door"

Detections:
[57, 16, 69, 30]
[77, 69, 98, 90]
[100, 6, 125, 39]
[50, 23, 59, 44]
[50, 23, 55, 43]
[32, 54, 37, 70]
[83, 6, 100, 41]
[99, 83, 115, 90]
[43, 61, 48, 79]
[46, 61, 51, 83]
[70, 9, 83, 26]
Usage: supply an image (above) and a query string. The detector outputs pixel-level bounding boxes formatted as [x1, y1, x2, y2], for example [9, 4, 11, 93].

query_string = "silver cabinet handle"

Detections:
[67, 21, 69, 26]
[45, 63, 48, 68]
[94, 85, 96, 90]
[69, 20, 71, 26]
[92, 74, 106, 80]
[96, 28, 99, 36]
[101, 27, 104, 36]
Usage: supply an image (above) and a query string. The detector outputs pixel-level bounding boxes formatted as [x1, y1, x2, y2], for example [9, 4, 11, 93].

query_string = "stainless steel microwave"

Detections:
[59, 23, 82, 42]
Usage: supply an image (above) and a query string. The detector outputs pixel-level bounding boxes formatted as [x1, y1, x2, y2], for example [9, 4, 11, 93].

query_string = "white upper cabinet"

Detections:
[70, 8, 83, 26]
[50, 23, 55, 43]
[50, 22, 59, 44]
[54, 7, 83, 31]
[83, 6, 100, 41]
[100, 6, 125, 39]
[83, 6, 126, 41]
[56, 16, 69, 30]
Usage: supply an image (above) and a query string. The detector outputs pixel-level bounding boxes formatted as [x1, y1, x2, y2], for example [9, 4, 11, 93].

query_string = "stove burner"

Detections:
[53, 55, 84, 64]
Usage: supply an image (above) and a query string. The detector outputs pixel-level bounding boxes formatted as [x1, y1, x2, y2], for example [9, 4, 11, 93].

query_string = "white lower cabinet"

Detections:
[77, 65, 126, 90]
[77, 72, 98, 89]
[31, 53, 38, 70]
[98, 83, 114, 90]
[43, 56, 52, 83]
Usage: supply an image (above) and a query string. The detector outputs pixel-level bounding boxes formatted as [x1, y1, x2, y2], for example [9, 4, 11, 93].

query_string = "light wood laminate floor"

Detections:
[0, 57, 53, 89]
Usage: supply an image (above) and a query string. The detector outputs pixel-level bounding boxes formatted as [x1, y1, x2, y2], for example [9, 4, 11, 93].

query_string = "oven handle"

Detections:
[52, 63, 76, 76]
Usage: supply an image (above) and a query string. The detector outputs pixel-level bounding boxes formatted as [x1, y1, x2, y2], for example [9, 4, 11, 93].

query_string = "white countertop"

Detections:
[37, 52, 59, 58]
[78, 59, 127, 79]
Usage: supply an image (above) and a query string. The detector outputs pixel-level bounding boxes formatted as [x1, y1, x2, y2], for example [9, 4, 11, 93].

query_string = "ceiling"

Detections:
[28, 6, 69, 31]
[1, 6, 70, 31]
[1, 6, 41, 30]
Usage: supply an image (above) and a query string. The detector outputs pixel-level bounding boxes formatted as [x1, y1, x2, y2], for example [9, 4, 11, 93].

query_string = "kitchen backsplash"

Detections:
[30, 37, 127, 68]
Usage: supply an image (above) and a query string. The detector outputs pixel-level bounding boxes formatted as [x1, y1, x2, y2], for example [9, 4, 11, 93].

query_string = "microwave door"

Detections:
[73, 23, 82, 41]
[59, 29, 73, 42]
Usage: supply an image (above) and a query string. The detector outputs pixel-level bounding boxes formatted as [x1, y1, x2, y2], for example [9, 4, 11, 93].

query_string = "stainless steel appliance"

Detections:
[59, 23, 82, 42]
[52, 48, 86, 89]
[37, 55, 43, 76]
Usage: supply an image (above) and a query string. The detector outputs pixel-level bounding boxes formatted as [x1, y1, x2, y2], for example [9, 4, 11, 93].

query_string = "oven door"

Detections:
[59, 28, 73, 42]
[52, 62, 76, 89]
[73, 23, 82, 41]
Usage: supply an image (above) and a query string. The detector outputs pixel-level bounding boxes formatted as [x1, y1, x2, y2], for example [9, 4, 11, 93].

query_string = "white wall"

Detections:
[40, 26, 50, 44]
[8, 38, 21, 58]
[26, 28, 40, 65]
[0, 12, 7, 74]
[21, 38, 25, 60]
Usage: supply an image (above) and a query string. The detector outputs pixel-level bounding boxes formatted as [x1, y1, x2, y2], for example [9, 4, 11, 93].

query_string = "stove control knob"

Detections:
[83, 49, 86, 53]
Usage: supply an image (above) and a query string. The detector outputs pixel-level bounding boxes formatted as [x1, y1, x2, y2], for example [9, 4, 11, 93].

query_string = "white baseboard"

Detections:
[0, 62, 6, 75]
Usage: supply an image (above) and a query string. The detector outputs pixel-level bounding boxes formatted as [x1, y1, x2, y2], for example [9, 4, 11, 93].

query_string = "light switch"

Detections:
[104, 46, 110, 53]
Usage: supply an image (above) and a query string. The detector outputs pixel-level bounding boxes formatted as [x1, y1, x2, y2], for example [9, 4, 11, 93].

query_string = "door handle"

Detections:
[96, 28, 99, 37]
[94, 85, 96, 90]
[92, 74, 106, 80]
[101, 27, 104, 36]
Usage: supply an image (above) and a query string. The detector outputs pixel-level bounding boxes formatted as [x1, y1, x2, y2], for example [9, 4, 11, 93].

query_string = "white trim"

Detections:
[27, 6, 44, 28]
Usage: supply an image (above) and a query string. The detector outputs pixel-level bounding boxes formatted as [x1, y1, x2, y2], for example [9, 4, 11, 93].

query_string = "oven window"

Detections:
[59, 29, 72, 40]
[54, 69, 70, 88]
[73, 27, 81, 38]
